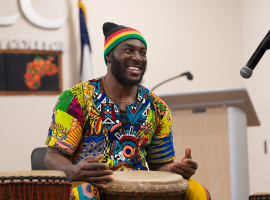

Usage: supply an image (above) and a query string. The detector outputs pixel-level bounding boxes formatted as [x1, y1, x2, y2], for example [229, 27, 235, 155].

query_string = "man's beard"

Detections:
[110, 53, 146, 86]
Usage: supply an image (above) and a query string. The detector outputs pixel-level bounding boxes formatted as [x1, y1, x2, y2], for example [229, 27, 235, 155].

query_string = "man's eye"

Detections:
[141, 51, 146, 56]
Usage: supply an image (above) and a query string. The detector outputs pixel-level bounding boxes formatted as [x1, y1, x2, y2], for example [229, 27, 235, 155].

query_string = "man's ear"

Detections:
[106, 52, 112, 63]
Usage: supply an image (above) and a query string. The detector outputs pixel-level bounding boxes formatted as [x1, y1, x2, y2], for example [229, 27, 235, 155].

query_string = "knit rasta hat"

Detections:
[103, 22, 147, 65]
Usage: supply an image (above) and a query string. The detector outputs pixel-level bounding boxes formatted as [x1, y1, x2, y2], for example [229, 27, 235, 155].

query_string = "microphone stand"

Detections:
[151, 72, 193, 92]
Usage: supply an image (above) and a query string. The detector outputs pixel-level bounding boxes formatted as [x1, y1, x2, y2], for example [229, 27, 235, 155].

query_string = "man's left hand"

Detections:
[168, 146, 198, 179]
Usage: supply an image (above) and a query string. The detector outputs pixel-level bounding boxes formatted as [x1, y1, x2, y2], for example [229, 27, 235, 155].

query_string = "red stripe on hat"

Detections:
[104, 28, 141, 47]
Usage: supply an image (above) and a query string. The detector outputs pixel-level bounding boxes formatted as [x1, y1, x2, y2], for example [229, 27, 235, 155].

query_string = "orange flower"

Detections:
[39, 59, 45, 66]
[49, 56, 55, 61]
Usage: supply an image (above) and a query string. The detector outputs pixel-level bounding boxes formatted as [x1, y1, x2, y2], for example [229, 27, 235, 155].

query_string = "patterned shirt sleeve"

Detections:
[145, 92, 175, 163]
[45, 86, 84, 156]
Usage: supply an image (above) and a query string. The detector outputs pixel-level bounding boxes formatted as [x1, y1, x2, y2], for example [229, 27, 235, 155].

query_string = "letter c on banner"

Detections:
[0, 14, 19, 25]
[20, 0, 66, 29]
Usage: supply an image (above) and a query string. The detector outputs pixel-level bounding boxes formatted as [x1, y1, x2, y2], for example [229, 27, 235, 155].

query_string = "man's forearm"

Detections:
[44, 147, 76, 180]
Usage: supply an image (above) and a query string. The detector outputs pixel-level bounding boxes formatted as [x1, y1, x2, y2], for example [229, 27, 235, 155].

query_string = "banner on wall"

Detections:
[0, 50, 62, 95]
[79, 1, 96, 82]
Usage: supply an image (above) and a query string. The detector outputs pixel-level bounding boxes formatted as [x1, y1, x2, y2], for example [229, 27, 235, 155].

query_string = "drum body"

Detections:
[249, 192, 270, 200]
[100, 171, 189, 200]
[0, 170, 72, 200]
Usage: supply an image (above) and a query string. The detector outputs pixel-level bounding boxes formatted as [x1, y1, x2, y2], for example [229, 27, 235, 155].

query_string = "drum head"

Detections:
[0, 170, 66, 177]
[102, 171, 189, 195]
[249, 192, 270, 200]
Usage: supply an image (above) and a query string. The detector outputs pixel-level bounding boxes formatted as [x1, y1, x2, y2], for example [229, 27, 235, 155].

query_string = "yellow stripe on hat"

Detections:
[104, 31, 144, 51]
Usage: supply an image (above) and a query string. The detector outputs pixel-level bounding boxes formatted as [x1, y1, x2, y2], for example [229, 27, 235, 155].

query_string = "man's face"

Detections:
[109, 39, 147, 86]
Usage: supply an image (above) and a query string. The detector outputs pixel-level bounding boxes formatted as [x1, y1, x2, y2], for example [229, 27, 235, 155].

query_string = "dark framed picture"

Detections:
[0, 50, 62, 95]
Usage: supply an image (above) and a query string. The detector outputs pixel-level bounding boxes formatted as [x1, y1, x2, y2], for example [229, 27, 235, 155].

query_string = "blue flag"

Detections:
[79, 1, 95, 82]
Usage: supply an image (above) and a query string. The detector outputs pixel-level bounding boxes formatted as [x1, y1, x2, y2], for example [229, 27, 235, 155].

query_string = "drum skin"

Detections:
[0, 170, 72, 200]
[100, 171, 189, 200]
[249, 192, 270, 200]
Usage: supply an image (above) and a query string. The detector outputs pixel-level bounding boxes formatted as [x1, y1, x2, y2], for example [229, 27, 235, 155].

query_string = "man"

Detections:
[44, 22, 210, 200]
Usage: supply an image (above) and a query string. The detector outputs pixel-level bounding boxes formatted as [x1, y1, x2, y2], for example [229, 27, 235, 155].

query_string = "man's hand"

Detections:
[168, 146, 198, 179]
[45, 147, 113, 189]
[71, 154, 113, 189]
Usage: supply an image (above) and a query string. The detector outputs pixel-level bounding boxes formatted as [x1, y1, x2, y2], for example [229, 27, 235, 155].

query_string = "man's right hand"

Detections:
[71, 154, 113, 189]
[45, 147, 113, 189]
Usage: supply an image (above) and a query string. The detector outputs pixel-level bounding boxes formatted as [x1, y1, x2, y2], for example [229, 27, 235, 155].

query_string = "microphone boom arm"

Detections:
[151, 72, 193, 92]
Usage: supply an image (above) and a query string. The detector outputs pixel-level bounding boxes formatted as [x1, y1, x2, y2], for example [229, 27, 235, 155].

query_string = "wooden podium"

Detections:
[159, 88, 260, 200]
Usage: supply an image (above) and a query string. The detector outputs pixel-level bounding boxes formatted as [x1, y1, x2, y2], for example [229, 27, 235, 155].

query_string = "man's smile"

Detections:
[126, 61, 143, 74]
[128, 66, 140, 71]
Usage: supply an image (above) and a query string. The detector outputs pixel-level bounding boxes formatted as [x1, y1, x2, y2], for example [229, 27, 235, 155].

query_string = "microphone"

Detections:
[151, 72, 193, 92]
[240, 30, 270, 78]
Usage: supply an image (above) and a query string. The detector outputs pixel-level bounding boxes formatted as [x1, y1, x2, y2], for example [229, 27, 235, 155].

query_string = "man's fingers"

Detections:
[172, 162, 196, 176]
[184, 159, 198, 169]
[91, 182, 106, 189]
[81, 163, 110, 170]
[87, 175, 113, 184]
[169, 165, 191, 179]
[83, 154, 104, 163]
[81, 170, 113, 177]
[185, 146, 192, 159]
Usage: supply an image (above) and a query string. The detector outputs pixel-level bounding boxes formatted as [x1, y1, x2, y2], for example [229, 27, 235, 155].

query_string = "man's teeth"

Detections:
[129, 66, 139, 71]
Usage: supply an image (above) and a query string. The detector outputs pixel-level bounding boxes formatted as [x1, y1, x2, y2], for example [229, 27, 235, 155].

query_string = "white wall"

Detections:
[0, 0, 248, 193]
[86, 0, 244, 94]
[242, 0, 270, 194]
[0, 0, 80, 170]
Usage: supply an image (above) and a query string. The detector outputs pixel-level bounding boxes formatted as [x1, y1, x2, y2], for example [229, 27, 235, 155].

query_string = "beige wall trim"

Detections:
[165, 99, 246, 112]
[159, 88, 260, 126]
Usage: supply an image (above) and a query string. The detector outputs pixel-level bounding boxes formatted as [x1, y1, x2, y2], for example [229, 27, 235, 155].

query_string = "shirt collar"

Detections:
[99, 77, 144, 106]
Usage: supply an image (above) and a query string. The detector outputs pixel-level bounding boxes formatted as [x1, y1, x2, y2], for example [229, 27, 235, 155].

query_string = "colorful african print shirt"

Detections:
[45, 77, 175, 170]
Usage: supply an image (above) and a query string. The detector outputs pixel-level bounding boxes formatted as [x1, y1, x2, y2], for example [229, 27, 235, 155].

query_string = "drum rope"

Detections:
[57, 183, 62, 200]
[28, 183, 30, 200]
[18, 182, 21, 200]
[32, 183, 35, 200]
[13, 182, 15, 200]
[64, 185, 67, 200]
[44, 183, 48, 200]
[39, 184, 43, 200]
[68, 184, 72, 200]
[29, 183, 34, 200]
[37, 183, 41, 200]
[51, 183, 56, 200]
[65, 184, 69, 200]
[24, 183, 26, 200]
[0, 184, 2, 200]
[8, 182, 14, 200]
[0, 176, 72, 200]
[37, 184, 40, 200]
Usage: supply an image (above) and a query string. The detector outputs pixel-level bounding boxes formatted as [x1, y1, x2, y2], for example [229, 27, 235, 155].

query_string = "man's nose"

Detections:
[131, 51, 143, 62]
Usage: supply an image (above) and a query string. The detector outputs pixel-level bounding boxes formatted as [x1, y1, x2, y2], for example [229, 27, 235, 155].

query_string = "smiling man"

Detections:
[44, 22, 210, 200]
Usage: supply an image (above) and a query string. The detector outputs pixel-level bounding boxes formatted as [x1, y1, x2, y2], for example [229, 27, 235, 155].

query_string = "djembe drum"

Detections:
[0, 170, 72, 200]
[100, 171, 189, 200]
[249, 192, 270, 200]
